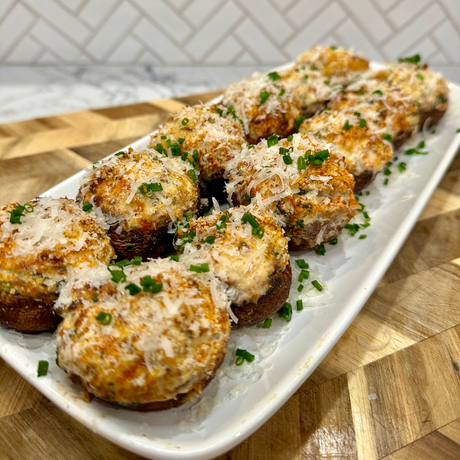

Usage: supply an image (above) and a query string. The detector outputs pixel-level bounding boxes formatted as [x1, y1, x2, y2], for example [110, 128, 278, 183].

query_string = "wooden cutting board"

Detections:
[1, 91, 460, 460]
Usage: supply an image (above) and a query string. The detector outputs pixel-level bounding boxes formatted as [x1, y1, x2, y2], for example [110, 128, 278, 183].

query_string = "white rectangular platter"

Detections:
[1, 68, 460, 460]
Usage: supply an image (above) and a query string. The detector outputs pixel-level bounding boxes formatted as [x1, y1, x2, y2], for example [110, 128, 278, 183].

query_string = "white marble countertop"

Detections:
[0, 66, 268, 124]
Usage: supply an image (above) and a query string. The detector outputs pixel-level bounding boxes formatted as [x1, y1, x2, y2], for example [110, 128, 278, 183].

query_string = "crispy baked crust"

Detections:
[247, 113, 295, 144]
[108, 225, 172, 261]
[353, 170, 376, 191]
[288, 220, 345, 251]
[232, 262, 292, 326]
[419, 107, 447, 130]
[67, 348, 226, 411]
[0, 290, 61, 332]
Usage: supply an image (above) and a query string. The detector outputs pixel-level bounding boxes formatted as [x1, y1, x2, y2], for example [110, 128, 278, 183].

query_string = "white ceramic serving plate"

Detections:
[1, 65, 460, 460]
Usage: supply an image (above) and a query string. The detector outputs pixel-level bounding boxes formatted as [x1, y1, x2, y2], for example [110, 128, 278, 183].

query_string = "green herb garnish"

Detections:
[37, 360, 49, 377]
[311, 280, 323, 291]
[190, 263, 210, 273]
[278, 302, 292, 322]
[260, 91, 271, 104]
[125, 283, 142, 296]
[96, 312, 112, 325]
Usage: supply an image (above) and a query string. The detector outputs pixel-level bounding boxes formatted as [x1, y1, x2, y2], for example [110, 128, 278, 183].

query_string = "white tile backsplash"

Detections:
[0, 0, 460, 82]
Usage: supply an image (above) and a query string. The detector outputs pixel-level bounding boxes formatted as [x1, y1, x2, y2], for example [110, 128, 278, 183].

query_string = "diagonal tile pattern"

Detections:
[0, 0, 459, 68]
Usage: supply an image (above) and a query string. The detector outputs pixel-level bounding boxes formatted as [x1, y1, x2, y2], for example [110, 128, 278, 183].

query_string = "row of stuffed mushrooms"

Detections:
[0, 46, 449, 410]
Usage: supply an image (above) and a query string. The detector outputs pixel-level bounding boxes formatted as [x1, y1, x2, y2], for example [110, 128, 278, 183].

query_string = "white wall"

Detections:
[1, 0, 460, 81]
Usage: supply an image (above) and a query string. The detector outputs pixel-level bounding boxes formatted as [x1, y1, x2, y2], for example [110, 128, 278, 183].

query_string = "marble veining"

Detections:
[0, 65, 267, 124]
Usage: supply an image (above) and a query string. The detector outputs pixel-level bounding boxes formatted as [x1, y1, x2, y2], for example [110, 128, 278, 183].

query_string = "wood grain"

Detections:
[1, 91, 460, 460]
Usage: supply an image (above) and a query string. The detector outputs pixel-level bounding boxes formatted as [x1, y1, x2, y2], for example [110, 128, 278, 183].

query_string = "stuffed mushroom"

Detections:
[175, 205, 291, 326]
[299, 111, 394, 190]
[368, 55, 449, 129]
[0, 197, 114, 332]
[77, 147, 200, 261]
[221, 72, 301, 144]
[226, 133, 358, 250]
[328, 79, 420, 149]
[149, 104, 247, 202]
[55, 258, 231, 410]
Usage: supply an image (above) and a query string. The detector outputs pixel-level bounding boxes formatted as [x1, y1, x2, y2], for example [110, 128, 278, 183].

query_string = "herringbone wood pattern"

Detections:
[2, 92, 460, 459]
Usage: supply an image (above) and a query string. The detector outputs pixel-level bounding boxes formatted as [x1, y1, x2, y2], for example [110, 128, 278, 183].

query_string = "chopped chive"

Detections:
[324, 80, 330, 85]
[178, 137, 185, 144]
[267, 134, 279, 147]
[108, 268, 126, 283]
[295, 259, 309, 269]
[236, 348, 255, 363]
[315, 244, 326, 256]
[190, 263, 210, 273]
[170, 254, 179, 261]
[7, 203, 31, 224]
[398, 54, 421, 64]
[260, 91, 271, 104]
[187, 169, 197, 181]
[37, 360, 49, 377]
[366, 191, 370, 195]
[296, 300, 303, 311]
[278, 302, 292, 322]
[329, 237, 338, 245]
[242, 212, 259, 228]
[416, 74, 424, 80]
[373, 90, 383, 96]
[278, 88, 285, 97]
[244, 193, 252, 203]
[126, 244, 134, 252]
[262, 318, 272, 328]
[384, 178, 389, 185]
[298, 269, 309, 282]
[82, 202, 93, 212]
[182, 118, 189, 126]
[235, 356, 244, 366]
[344, 223, 360, 236]
[139, 182, 163, 195]
[343, 120, 352, 130]
[253, 226, 265, 239]
[140, 275, 163, 294]
[297, 156, 306, 170]
[354, 111, 361, 117]
[311, 280, 323, 291]
[205, 235, 215, 244]
[359, 235, 367, 240]
[398, 162, 406, 172]
[359, 119, 367, 128]
[287, 135, 293, 141]
[125, 283, 141, 296]
[115, 151, 125, 156]
[298, 284, 304, 292]
[268, 71, 280, 81]
[130, 256, 142, 266]
[383, 168, 392, 176]
[283, 155, 293, 165]
[382, 133, 392, 141]
[96, 312, 112, 325]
